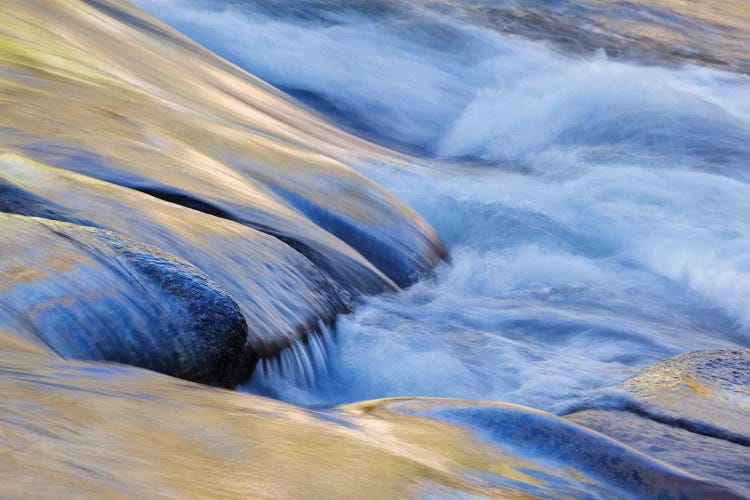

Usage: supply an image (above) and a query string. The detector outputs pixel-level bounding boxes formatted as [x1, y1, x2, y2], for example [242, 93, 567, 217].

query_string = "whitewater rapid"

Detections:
[135, 0, 750, 413]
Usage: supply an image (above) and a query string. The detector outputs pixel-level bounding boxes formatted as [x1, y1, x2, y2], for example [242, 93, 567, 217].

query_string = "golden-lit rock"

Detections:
[567, 349, 750, 496]
[0, 0, 446, 292]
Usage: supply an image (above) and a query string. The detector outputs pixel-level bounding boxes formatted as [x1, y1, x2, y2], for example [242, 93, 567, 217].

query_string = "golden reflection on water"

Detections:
[601, 0, 750, 66]
[0, 347, 564, 498]
[0, 0, 438, 299]
[633, 0, 750, 30]
[429, 0, 750, 72]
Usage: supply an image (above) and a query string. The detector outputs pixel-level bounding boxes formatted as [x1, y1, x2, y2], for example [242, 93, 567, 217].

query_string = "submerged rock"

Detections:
[567, 409, 750, 497]
[347, 398, 742, 498]
[567, 349, 750, 496]
[0, 351, 738, 498]
[0, 214, 248, 386]
[622, 348, 750, 445]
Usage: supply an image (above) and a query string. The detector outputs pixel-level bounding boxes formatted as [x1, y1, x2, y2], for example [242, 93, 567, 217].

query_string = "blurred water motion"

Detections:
[2, 0, 750, 497]
[0, 0, 445, 370]
[3, 346, 742, 498]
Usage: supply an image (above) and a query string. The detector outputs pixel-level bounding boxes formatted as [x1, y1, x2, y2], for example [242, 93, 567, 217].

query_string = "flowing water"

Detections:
[133, 0, 750, 413]
[3, 0, 750, 496]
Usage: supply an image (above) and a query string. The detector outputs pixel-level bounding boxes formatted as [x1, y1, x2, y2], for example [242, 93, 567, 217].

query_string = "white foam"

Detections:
[134, 0, 750, 172]
[136, 0, 750, 412]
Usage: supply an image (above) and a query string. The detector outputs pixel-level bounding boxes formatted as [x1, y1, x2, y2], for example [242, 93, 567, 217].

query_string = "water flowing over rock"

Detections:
[2, 351, 741, 498]
[0, 153, 351, 358]
[2, 0, 750, 496]
[0, 214, 248, 386]
[622, 348, 750, 445]
[0, 350, 534, 498]
[346, 398, 743, 498]
[0, 0, 447, 379]
[567, 349, 750, 496]
[0, 0, 446, 293]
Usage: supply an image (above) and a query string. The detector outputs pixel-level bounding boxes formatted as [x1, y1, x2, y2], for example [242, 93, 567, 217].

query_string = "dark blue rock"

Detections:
[567, 349, 750, 497]
[369, 398, 743, 499]
[0, 214, 248, 387]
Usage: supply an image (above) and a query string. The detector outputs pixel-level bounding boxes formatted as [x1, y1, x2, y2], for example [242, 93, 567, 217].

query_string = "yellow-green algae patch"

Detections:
[0, 10, 122, 88]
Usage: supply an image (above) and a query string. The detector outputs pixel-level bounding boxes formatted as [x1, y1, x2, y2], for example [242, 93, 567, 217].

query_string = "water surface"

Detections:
[134, 0, 750, 413]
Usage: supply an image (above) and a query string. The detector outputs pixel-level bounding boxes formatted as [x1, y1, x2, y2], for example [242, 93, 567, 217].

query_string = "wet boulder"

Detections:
[567, 409, 750, 497]
[567, 349, 750, 496]
[0, 0, 447, 294]
[348, 398, 741, 499]
[621, 348, 750, 445]
[0, 214, 248, 386]
[0, 154, 354, 358]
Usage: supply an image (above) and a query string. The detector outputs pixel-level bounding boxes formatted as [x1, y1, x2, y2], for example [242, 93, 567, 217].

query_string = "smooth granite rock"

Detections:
[0, 214, 248, 386]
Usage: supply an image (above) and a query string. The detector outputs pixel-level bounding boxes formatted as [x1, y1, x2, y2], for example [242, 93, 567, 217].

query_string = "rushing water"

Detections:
[3, 0, 750, 496]
[132, 0, 750, 414]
